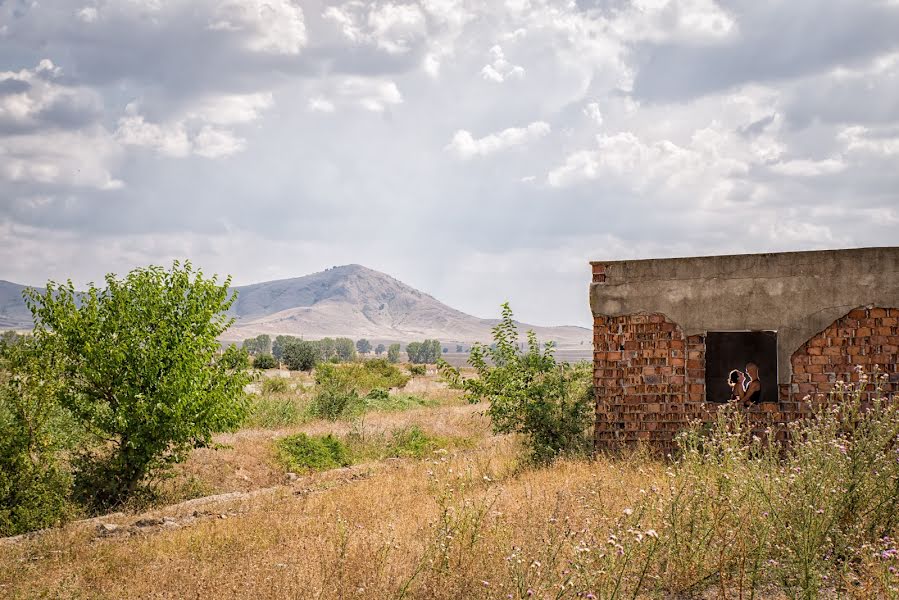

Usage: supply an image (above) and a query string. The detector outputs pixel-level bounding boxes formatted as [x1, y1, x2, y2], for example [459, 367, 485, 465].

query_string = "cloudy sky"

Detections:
[1, 0, 898, 327]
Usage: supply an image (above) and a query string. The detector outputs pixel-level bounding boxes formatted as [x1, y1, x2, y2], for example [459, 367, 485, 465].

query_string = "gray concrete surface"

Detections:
[589, 247, 899, 383]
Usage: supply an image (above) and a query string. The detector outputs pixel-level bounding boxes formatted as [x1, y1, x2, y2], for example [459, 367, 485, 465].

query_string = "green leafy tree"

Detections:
[439, 303, 592, 463]
[356, 338, 372, 355]
[387, 343, 401, 364]
[253, 353, 277, 370]
[405, 342, 422, 363]
[0, 330, 22, 348]
[335, 337, 356, 362]
[375, 343, 386, 356]
[242, 338, 255, 354]
[256, 334, 272, 355]
[316, 337, 336, 362]
[406, 339, 442, 364]
[25, 261, 252, 509]
[282, 340, 318, 371]
[0, 336, 75, 535]
[272, 335, 299, 360]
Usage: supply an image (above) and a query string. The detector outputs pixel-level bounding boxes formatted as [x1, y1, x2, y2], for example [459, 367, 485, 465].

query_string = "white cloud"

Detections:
[115, 113, 193, 157]
[193, 126, 245, 158]
[324, 1, 427, 55]
[769, 158, 846, 176]
[447, 121, 550, 159]
[839, 126, 899, 156]
[309, 77, 403, 113]
[189, 92, 273, 125]
[76, 6, 99, 23]
[583, 102, 603, 126]
[0, 128, 123, 189]
[115, 101, 250, 159]
[0, 60, 100, 130]
[480, 45, 525, 82]
[610, 0, 737, 44]
[308, 97, 336, 113]
[209, 0, 306, 54]
[547, 128, 749, 208]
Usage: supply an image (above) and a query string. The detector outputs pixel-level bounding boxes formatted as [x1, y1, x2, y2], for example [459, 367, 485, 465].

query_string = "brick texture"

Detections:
[594, 306, 899, 452]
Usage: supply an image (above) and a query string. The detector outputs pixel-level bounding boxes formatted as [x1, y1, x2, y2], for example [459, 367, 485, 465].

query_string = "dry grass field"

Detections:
[2, 370, 898, 599]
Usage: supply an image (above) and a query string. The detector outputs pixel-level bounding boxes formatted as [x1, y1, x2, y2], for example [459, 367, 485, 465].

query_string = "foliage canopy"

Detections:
[440, 303, 592, 463]
[25, 261, 251, 509]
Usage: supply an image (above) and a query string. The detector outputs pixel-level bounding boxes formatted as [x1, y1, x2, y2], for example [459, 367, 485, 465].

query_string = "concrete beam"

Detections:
[589, 247, 899, 384]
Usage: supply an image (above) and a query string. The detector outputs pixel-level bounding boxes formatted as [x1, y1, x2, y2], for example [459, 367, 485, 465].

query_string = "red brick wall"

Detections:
[593, 261, 896, 451]
[787, 307, 899, 408]
[593, 312, 706, 449]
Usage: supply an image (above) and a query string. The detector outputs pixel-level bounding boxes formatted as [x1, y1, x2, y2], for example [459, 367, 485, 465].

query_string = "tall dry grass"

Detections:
[1, 371, 897, 599]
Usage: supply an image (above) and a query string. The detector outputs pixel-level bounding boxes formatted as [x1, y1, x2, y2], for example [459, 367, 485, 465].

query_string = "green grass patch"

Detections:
[364, 391, 437, 412]
[277, 433, 351, 473]
[261, 377, 290, 394]
[314, 359, 409, 394]
[275, 427, 472, 475]
[349, 425, 474, 462]
[244, 394, 310, 428]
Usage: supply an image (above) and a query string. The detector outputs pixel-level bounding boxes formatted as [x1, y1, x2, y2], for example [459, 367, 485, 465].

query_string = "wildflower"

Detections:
[481, 580, 490, 587]
[645, 529, 659, 539]
[623, 508, 633, 516]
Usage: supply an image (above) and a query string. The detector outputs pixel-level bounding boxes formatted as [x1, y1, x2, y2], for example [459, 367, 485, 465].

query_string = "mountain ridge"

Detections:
[0, 265, 590, 347]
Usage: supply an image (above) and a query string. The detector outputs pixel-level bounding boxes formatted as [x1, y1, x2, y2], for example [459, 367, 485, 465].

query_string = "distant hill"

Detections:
[0, 280, 35, 330]
[0, 266, 591, 349]
[226, 264, 590, 347]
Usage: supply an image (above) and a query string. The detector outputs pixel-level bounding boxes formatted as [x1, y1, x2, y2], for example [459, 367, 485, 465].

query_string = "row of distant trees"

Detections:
[241, 335, 482, 370]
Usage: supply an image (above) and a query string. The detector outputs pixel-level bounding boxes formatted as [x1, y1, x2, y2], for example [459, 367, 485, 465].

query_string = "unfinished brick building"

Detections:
[590, 247, 899, 450]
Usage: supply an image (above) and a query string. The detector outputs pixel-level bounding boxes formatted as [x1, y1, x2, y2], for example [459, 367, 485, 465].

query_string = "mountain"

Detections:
[0, 266, 592, 349]
[226, 264, 590, 347]
[0, 280, 35, 330]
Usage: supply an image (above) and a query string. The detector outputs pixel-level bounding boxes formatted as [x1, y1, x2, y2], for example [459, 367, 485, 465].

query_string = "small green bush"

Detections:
[386, 425, 442, 458]
[408, 364, 426, 376]
[439, 303, 593, 464]
[277, 433, 350, 473]
[315, 360, 409, 394]
[244, 395, 308, 428]
[282, 341, 318, 371]
[0, 454, 73, 536]
[261, 377, 289, 394]
[310, 383, 361, 421]
[0, 336, 78, 535]
[365, 392, 435, 412]
[253, 354, 277, 370]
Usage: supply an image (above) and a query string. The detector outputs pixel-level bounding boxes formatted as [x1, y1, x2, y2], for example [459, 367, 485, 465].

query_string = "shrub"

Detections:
[439, 302, 593, 464]
[0, 336, 76, 535]
[386, 425, 443, 458]
[282, 340, 318, 371]
[261, 377, 289, 394]
[253, 353, 277, 370]
[244, 394, 307, 429]
[408, 364, 426, 376]
[315, 360, 409, 394]
[25, 261, 251, 510]
[277, 433, 350, 472]
[310, 383, 361, 421]
[406, 340, 441, 364]
[334, 337, 356, 362]
[366, 387, 389, 402]
[387, 343, 401, 363]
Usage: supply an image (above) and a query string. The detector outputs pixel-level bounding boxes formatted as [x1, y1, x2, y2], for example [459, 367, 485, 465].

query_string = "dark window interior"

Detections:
[705, 331, 777, 404]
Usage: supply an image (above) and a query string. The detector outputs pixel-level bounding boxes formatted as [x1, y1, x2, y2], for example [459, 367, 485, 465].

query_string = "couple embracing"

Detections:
[728, 362, 763, 406]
